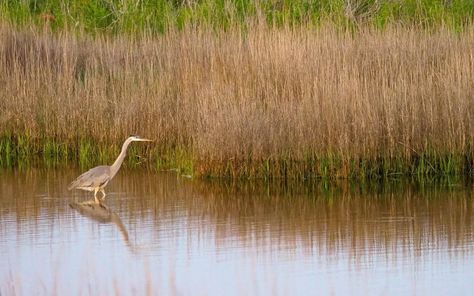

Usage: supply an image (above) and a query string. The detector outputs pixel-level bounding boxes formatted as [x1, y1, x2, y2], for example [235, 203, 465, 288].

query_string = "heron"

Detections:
[68, 135, 152, 203]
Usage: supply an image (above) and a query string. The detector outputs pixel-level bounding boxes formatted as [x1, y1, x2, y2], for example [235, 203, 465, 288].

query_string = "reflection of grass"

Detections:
[2, 24, 474, 179]
[2, 169, 472, 294]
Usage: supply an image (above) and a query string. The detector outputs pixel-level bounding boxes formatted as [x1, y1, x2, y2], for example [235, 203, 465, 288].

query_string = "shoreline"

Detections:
[1, 135, 472, 180]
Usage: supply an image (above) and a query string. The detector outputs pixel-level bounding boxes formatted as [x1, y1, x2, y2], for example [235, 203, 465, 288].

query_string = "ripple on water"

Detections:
[1, 168, 474, 295]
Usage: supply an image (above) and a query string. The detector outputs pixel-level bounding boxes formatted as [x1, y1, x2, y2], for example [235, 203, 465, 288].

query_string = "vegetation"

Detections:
[1, 0, 473, 33]
[1, 23, 473, 179]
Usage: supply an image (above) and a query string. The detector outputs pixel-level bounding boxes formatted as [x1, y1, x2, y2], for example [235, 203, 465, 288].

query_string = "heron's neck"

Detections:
[110, 139, 132, 178]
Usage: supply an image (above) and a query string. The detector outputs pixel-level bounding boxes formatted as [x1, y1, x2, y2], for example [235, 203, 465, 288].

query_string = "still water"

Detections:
[1, 168, 474, 295]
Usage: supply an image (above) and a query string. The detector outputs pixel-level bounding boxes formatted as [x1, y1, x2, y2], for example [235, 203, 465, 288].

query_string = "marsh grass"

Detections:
[1, 24, 474, 179]
[1, 0, 473, 33]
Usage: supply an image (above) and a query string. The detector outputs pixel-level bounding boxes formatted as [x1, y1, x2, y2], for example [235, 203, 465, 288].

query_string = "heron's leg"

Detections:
[94, 188, 100, 203]
[100, 188, 106, 200]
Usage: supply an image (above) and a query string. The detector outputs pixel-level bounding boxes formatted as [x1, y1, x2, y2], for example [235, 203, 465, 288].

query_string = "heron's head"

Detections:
[129, 135, 153, 142]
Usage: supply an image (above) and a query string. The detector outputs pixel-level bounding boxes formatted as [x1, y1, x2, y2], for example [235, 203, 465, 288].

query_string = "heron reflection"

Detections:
[69, 200, 133, 251]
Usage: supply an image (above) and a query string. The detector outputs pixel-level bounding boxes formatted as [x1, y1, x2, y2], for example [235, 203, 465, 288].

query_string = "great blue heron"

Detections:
[68, 135, 152, 203]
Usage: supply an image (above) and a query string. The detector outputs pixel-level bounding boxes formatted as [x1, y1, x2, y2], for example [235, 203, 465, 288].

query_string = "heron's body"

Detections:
[69, 165, 111, 193]
[68, 136, 151, 203]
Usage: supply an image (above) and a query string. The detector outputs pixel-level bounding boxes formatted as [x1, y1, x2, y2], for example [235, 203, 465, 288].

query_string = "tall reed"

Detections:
[1, 24, 473, 178]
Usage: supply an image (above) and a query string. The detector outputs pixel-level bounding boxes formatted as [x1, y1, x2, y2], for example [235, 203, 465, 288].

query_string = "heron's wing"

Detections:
[68, 166, 111, 190]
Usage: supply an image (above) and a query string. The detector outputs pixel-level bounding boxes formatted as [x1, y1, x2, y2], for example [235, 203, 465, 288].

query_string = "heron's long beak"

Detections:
[138, 138, 153, 142]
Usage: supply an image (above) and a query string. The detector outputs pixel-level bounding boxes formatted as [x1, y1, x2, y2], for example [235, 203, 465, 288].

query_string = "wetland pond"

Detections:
[1, 168, 474, 295]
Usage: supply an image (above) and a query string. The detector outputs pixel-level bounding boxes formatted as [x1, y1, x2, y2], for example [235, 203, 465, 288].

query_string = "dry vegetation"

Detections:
[1, 24, 474, 178]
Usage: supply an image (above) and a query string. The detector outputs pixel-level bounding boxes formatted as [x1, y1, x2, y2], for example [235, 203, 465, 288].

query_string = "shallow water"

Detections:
[1, 168, 474, 295]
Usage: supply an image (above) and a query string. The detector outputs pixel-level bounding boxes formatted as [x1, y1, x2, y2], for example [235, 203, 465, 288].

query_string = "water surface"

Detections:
[1, 169, 474, 295]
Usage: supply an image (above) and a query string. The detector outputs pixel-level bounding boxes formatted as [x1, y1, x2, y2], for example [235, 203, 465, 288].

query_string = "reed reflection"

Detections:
[0, 168, 473, 266]
[107, 171, 474, 265]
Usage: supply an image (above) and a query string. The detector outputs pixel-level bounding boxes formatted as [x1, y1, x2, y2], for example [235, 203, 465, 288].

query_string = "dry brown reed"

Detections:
[1, 24, 474, 177]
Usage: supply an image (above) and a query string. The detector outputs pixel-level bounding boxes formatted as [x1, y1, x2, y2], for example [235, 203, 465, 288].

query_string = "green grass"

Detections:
[1, 0, 473, 33]
[0, 135, 473, 181]
[0, 135, 193, 173]
[155, 147, 194, 176]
